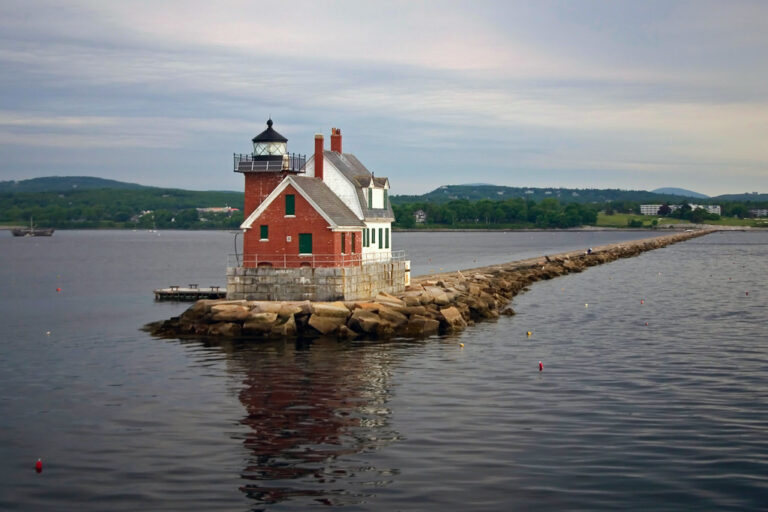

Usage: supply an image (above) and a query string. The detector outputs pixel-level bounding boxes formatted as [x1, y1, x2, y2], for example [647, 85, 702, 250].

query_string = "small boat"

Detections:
[11, 218, 54, 237]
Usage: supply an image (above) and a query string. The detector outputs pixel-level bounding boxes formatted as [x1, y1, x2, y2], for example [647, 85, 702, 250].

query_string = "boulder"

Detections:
[403, 295, 421, 307]
[210, 304, 251, 322]
[401, 305, 427, 317]
[311, 301, 351, 318]
[354, 302, 380, 312]
[207, 322, 242, 337]
[243, 312, 279, 333]
[349, 309, 384, 334]
[424, 286, 450, 306]
[403, 315, 440, 337]
[277, 304, 304, 318]
[271, 314, 297, 336]
[249, 301, 284, 314]
[338, 324, 359, 340]
[440, 306, 467, 332]
[308, 314, 346, 335]
[378, 306, 408, 327]
[375, 291, 405, 308]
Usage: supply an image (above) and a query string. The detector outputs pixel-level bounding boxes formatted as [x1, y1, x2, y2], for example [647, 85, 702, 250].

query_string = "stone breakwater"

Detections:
[145, 230, 711, 340]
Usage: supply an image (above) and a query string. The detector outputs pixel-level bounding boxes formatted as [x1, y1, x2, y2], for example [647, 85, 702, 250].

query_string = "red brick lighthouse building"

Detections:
[228, 119, 406, 301]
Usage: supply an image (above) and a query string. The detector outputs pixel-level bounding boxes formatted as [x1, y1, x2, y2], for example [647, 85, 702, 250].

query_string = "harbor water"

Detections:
[0, 229, 766, 510]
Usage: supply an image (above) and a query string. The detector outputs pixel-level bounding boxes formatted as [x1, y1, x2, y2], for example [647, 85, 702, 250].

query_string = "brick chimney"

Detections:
[314, 134, 324, 180]
[330, 127, 342, 153]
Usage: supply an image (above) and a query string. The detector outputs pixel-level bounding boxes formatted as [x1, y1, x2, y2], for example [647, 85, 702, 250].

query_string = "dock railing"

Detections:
[228, 250, 406, 269]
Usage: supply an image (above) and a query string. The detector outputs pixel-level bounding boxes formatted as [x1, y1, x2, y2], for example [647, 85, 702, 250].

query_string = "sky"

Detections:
[0, 0, 767, 196]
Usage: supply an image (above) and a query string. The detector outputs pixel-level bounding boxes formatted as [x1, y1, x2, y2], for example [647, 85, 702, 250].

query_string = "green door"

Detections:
[299, 233, 312, 254]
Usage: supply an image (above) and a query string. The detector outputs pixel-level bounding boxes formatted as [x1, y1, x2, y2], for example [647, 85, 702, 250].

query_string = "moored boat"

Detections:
[11, 218, 54, 237]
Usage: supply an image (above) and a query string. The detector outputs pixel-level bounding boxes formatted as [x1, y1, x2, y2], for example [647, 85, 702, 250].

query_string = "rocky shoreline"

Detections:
[144, 230, 712, 341]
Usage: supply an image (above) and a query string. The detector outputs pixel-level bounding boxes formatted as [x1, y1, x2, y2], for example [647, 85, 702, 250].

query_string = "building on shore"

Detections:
[749, 209, 768, 218]
[640, 204, 721, 216]
[227, 119, 407, 301]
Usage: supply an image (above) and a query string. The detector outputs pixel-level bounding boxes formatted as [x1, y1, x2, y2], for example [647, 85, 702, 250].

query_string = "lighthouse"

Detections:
[229, 119, 407, 301]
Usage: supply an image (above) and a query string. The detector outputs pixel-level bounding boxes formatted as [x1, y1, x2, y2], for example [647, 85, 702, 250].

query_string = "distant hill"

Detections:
[651, 187, 709, 199]
[713, 192, 768, 202]
[0, 176, 150, 193]
[391, 184, 709, 205]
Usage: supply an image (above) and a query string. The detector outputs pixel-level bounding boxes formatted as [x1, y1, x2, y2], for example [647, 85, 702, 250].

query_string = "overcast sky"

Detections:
[1, 1, 766, 195]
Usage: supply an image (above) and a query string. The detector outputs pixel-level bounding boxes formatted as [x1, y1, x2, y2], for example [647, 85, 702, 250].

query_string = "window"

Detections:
[363, 228, 367, 247]
[299, 233, 312, 254]
[260, 225, 268, 240]
[285, 194, 295, 215]
[368, 188, 373, 208]
[385, 228, 389, 249]
[378, 228, 383, 249]
[351, 233, 356, 253]
[383, 189, 388, 208]
[371, 227, 375, 244]
[341, 232, 346, 254]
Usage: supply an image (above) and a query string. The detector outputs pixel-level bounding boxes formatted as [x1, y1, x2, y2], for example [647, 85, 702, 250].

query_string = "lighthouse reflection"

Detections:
[229, 337, 401, 507]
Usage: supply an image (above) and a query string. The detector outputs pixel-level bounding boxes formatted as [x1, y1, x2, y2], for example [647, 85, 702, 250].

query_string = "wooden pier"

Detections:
[154, 284, 226, 301]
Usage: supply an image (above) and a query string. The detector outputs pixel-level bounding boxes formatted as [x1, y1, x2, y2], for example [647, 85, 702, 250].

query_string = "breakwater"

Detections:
[145, 229, 712, 340]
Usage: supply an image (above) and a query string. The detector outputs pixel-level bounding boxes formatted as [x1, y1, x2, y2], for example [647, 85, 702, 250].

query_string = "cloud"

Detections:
[0, 0, 766, 195]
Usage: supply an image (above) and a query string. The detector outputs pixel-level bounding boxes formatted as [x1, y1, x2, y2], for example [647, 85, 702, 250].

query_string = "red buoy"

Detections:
[538, 361, 543, 372]
[746, 291, 749, 296]
[640, 299, 644, 304]
[56, 288, 61, 293]
[35, 459, 42, 474]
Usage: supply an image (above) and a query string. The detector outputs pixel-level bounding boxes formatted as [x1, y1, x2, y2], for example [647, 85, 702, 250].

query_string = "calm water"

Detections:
[0, 229, 766, 510]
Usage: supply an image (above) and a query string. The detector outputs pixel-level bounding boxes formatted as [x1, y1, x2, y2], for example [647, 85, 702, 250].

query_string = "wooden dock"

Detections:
[154, 284, 226, 301]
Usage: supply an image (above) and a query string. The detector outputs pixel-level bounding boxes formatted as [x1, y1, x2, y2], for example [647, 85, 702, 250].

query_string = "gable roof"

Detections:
[241, 176, 365, 230]
[323, 151, 395, 222]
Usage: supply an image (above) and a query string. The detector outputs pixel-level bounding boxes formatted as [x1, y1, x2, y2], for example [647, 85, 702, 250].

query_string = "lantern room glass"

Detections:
[253, 141, 287, 156]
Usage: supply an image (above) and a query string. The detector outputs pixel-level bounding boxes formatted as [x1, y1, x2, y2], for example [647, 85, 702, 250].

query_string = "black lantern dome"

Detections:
[234, 118, 306, 173]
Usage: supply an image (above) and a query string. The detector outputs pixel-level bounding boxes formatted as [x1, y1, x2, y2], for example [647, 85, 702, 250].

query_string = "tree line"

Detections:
[0, 188, 243, 229]
[392, 198, 598, 228]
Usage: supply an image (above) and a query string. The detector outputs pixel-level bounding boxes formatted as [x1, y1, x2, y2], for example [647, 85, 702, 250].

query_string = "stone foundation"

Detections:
[226, 261, 407, 301]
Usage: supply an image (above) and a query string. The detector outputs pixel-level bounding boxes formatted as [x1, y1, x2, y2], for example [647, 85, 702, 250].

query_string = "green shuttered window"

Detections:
[299, 233, 312, 254]
[285, 194, 295, 215]
[341, 233, 346, 254]
[260, 225, 268, 240]
[378, 228, 383, 249]
[385, 228, 389, 249]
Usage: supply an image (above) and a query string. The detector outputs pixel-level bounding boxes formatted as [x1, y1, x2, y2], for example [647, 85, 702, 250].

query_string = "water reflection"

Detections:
[218, 337, 402, 507]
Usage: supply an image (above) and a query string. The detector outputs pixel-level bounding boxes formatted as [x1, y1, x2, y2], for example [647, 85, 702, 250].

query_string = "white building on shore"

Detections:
[640, 204, 721, 216]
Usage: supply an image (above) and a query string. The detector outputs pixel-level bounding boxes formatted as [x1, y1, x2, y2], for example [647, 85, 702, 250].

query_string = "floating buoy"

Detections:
[46, 331, 51, 336]
[640, 299, 644, 304]
[585, 303, 588, 308]
[645, 322, 648, 326]
[35, 459, 42, 474]
[746, 291, 749, 296]
[56, 288, 61, 293]
[459, 343, 464, 348]
[527, 331, 532, 337]
[538, 361, 543, 372]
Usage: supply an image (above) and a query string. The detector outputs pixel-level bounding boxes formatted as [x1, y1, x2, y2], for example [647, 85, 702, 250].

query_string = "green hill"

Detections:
[391, 184, 710, 205]
[0, 177, 243, 229]
[0, 176, 150, 193]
